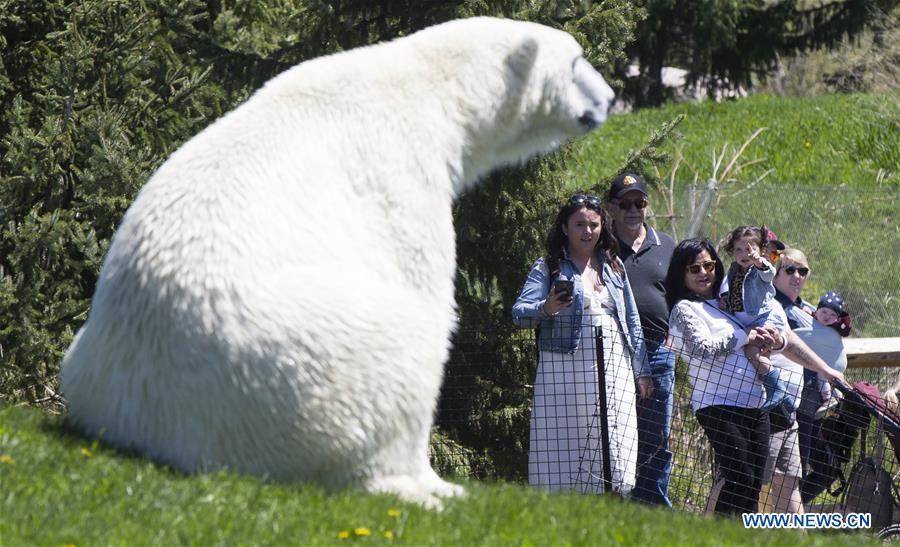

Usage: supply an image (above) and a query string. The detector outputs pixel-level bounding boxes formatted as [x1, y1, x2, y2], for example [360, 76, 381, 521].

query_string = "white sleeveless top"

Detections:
[584, 282, 616, 315]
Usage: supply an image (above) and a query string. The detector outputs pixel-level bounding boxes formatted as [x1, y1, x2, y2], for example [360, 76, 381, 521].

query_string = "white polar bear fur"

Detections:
[59, 17, 614, 508]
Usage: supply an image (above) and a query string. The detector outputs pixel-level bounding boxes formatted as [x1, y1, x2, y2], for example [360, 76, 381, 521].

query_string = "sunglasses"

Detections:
[685, 260, 717, 274]
[615, 198, 648, 211]
[569, 194, 602, 208]
[782, 266, 810, 277]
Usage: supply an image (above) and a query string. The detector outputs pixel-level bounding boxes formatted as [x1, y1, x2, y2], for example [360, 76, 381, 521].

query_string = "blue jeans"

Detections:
[632, 341, 675, 507]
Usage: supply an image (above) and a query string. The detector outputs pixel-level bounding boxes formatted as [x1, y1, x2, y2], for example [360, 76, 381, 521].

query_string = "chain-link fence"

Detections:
[430, 320, 900, 525]
[645, 183, 899, 337]
[427, 182, 897, 526]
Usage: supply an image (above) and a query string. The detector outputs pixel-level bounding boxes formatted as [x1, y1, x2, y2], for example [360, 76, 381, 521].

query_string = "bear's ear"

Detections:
[503, 37, 539, 81]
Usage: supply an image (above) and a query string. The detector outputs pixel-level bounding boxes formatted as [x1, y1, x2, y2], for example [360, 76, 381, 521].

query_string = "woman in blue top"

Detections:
[513, 193, 651, 495]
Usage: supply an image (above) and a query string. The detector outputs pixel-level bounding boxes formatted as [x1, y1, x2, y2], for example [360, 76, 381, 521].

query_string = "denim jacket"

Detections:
[512, 251, 650, 378]
[722, 259, 777, 316]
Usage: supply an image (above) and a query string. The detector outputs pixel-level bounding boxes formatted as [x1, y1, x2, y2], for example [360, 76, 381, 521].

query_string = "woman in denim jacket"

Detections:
[513, 193, 651, 495]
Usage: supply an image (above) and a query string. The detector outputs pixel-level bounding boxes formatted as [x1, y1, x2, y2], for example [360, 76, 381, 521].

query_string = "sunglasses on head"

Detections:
[782, 265, 810, 277]
[685, 260, 717, 274]
[615, 198, 648, 211]
[569, 194, 602, 208]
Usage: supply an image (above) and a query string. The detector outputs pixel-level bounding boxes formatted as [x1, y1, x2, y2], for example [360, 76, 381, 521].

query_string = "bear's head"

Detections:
[407, 18, 615, 191]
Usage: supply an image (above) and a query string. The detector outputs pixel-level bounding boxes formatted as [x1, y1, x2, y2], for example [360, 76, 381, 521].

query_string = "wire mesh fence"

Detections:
[645, 183, 899, 338]
[430, 320, 900, 523]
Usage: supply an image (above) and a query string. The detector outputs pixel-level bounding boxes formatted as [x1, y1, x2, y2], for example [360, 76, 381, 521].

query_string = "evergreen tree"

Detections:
[1, 0, 229, 403]
[623, 0, 892, 106]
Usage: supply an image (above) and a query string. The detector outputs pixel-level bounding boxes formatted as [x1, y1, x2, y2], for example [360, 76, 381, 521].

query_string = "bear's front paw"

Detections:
[365, 473, 465, 511]
[419, 469, 466, 499]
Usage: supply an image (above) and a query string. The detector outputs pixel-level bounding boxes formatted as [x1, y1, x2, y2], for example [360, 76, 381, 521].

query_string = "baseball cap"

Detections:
[818, 291, 853, 337]
[818, 291, 847, 316]
[607, 173, 648, 201]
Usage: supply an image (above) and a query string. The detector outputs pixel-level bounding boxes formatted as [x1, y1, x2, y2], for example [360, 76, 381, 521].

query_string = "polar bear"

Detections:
[59, 16, 614, 508]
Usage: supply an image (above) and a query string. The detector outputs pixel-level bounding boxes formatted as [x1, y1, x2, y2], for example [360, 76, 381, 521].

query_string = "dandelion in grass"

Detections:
[387, 509, 401, 518]
[80, 447, 92, 458]
[804, 140, 812, 149]
[0, 455, 14, 464]
[338, 530, 350, 540]
[354, 527, 371, 537]
[384, 531, 394, 540]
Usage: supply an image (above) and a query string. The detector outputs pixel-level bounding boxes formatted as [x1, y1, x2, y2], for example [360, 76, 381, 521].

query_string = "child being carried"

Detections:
[718, 225, 794, 411]
[809, 290, 853, 406]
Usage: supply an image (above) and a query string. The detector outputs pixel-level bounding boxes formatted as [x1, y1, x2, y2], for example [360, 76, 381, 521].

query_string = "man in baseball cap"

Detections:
[606, 172, 676, 507]
[607, 173, 649, 201]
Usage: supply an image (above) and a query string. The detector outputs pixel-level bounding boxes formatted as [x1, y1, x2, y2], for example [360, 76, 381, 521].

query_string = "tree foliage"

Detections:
[0, 1, 643, 414]
[623, 0, 893, 106]
[1, 0, 230, 403]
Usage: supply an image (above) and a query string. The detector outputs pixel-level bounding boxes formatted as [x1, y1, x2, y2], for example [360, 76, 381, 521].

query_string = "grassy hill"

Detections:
[0, 405, 876, 545]
[569, 91, 899, 188]
[565, 91, 900, 337]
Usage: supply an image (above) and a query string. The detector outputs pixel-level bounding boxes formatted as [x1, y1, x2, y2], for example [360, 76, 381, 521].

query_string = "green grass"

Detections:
[0, 405, 874, 546]
[702, 183, 898, 337]
[569, 91, 900, 188]
[562, 91, 900, 337]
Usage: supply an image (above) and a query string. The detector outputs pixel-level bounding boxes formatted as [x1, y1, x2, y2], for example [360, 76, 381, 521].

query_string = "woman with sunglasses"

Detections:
[513, 193, 652, 495]
[771, 248, 818, 484]
[772, 248, 849, 504]
[751, 246, 812, 515]
[664, 238, 784, 515]
[774, 250, 848, 377]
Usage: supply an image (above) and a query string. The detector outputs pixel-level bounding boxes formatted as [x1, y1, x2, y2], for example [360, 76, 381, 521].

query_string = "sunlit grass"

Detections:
[0, 405, 873, 545]
[564, 92, 899, 337]
[569, 91, 899, 188]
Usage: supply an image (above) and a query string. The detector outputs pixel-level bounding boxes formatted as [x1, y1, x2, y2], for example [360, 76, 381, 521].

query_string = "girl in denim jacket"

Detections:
[513, 193, 650, 495]
[719, 225, 792, 411]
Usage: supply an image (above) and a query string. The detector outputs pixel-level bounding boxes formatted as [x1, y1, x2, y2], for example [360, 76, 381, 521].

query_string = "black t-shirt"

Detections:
[616, 226, 676, 343]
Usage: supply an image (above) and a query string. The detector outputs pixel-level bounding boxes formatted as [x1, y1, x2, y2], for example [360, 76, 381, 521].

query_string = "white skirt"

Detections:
[528, 310, 638, 495]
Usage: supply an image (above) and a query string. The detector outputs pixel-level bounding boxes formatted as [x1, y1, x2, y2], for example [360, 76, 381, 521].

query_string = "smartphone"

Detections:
[553, 279, 574, 298]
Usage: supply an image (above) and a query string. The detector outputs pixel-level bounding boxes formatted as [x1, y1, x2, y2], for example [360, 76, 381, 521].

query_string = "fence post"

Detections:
[595, 324, 613, 493]
[686, 178, 718, 239]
